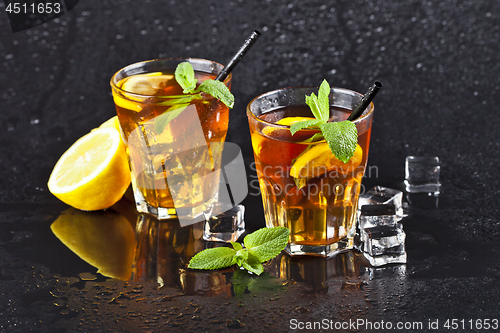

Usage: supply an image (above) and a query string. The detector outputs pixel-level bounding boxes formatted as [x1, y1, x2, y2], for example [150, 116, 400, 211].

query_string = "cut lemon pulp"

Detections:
[290, 143, 363, 179]
[48, 127, 131, 211]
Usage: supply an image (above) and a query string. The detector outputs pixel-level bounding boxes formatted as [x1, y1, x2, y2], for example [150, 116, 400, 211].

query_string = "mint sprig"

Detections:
[175, 62, 197, 93]
[290, 79, 358, 163]
[155, 62, 234, 133]
[319, 121, 358, 163]
[188, 227, 289, 275]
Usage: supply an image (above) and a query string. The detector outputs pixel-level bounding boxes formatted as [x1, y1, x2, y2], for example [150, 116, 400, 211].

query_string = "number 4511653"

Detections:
[5, 2, 62, 14]
[444, 319, 498, 330]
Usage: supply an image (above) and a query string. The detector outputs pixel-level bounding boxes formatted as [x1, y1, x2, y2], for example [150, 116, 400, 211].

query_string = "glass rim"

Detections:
[246, 85, 375, 128]
[110, 57, 231, 98]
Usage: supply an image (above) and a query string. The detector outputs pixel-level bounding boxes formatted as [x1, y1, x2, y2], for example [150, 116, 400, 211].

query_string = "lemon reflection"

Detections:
[51, 208, 136, 280]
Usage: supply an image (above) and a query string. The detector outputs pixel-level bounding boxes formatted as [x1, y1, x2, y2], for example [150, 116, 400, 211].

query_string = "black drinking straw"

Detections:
[347, 81, 383, 121]
[215, 30, 261, 82]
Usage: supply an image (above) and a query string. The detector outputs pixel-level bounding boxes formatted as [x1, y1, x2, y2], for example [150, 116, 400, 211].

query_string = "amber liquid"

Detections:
[250, 105, 371, 246]
[113, 71, 229, 212]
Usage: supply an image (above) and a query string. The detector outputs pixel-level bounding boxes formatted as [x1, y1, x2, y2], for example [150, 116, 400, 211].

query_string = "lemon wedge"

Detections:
[51, 208, 136, 280]
[48, 127, 131, 211]
[276, 116, 316, 126]
[262, 116, 316, 136]
[290, 143, 363, 179]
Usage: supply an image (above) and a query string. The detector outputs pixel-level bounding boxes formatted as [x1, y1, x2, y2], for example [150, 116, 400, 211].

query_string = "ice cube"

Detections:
[358, 204, 398, 230]
[204, 203, 245, 242]
[404, 156, 441, 194]
[361, 224, 405, 255]
[359, 186, 404, 220]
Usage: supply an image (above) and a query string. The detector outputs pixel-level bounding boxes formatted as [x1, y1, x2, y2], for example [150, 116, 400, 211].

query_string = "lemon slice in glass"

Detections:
[290, 143, 363, 179]
[120, 72, 174, 95]
[262, 116, 316, 136]
[113, 73, 175, 112]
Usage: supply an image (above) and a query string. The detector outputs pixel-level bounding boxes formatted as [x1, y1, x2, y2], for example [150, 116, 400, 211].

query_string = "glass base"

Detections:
[133, 188, 211, 224]
[285, 237, 354, 258]
[136, 201, 178, 220]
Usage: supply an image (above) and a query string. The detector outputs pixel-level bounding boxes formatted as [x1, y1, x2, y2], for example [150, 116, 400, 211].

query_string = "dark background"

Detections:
[0, 0, 499, 332]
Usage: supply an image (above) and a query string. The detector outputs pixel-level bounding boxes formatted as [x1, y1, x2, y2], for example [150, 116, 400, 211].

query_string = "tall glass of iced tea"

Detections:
[110, 58, 231, 222]
[247, 86, 374, 257]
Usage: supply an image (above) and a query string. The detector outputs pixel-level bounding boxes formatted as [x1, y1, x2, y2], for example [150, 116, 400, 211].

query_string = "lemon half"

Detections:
[48, 127, 131, 211]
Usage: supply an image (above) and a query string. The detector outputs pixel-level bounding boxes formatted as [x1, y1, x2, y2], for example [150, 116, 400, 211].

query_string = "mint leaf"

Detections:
[317, 79, 330, 122]
[233, 248, 249, 266]
[231, 241, 243, 251]
[241, 252, 264, 275]
[154, 104, 188, 134]
[188, 227, 289, 275]
[319, 121, 358, 163]
[157, 94, 199, 106]
[244, 227, 289, 262]
[188, 247, 236, 270]
[196, 79, 234, 108]
[304, 93, 323, 120]
[175, 62, 197, 93]
[290, 119, 323, 135]
[301, 132, 324, 143]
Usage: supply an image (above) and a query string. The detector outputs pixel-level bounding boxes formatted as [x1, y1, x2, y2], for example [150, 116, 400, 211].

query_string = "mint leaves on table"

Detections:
[289, 79, 358, 163]
[188, 227, 289, 275]
[154, 62, 234, 134]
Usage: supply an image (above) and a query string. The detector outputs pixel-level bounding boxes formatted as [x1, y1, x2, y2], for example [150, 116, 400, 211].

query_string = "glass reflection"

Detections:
[264, 251, 369, 292]
[52, 206, 371, 297]
[132, 214, 235, 296]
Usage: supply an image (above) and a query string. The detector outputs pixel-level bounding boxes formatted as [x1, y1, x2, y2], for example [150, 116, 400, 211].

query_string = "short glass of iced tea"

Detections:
[110, 58, 231, 222]
[247, 86, 374, 257]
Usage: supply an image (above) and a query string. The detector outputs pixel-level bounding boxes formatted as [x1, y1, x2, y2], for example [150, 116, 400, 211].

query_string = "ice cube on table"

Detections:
[362, 224, 405, 256]
[404, 156, 441, 194]
[359, 204, 398, 230]
[204, 203, 245, 243]
[364, 252, 407, 267]
[359, 186, 403, 220]
[361, 224, 407, 266]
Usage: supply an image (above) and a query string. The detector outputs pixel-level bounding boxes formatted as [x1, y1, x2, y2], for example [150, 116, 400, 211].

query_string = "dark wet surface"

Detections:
[1, 0, 500, 332]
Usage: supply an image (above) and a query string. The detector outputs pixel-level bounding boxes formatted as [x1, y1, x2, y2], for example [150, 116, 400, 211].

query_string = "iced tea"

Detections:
[111, 58, 231, 220]
[247, 87, 374, 256]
